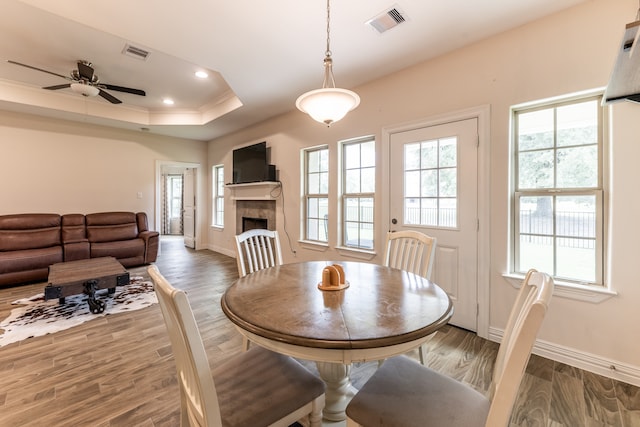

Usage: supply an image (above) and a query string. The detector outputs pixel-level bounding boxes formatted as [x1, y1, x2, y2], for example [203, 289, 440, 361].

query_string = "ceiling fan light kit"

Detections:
[70, 82, 99, 97]
[296, 0, 360, 126]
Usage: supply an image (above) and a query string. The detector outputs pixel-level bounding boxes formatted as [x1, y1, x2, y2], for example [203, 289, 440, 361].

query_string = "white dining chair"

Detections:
[384, 229, 437, 364]
[234, 228, 283, 351]
[234, 228, 283, 278]
[148, 265, 325, 427]
[346, 269, 554, 427]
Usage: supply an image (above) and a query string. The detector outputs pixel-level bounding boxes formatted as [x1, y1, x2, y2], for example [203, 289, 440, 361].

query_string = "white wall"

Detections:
[0, 110, 208, 238]
[208, 0, 640, 383]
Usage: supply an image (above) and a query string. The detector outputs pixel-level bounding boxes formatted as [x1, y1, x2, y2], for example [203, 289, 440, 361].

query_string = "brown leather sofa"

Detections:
[0, 212, 159, 287]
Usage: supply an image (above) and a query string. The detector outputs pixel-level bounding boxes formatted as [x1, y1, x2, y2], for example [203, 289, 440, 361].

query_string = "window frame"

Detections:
[302, 146, 329, 243]
[512, 93, 605, 286]
[212, 164, 224, 228]
[340, 137, 376, 251]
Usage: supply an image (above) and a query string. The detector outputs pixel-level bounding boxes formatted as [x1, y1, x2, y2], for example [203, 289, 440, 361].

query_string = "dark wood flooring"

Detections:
[0, 236, 638, 426]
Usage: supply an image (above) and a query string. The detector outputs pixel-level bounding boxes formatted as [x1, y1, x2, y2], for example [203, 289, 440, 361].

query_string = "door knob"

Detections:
[391, 218, 397, 224]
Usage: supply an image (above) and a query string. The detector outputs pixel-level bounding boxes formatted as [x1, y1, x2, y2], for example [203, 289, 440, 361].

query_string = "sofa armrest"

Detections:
[139, 230, 159, 263]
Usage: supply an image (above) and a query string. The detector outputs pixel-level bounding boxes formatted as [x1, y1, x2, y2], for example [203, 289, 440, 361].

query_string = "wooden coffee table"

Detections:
[45, 257, 130, 314]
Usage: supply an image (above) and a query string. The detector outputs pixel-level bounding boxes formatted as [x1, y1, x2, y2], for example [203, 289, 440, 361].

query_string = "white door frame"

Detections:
[381, 105, 491, 339]
[155, 160, 202, 249]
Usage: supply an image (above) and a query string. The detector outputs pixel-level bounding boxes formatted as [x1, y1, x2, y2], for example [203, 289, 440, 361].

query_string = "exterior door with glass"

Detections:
[389, 118, 478, 331]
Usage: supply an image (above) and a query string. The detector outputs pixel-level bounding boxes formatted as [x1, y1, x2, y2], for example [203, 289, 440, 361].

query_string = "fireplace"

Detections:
[242, 216, 268, 232]
[235, 200, 276, 234]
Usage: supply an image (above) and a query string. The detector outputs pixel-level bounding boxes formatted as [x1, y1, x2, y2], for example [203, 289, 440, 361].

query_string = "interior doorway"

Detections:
[156, 161, 200, 249]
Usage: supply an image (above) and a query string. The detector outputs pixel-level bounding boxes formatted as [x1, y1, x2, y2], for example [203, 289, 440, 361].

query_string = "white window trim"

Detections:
[340, 137, 376, 251]
[212, 164, 224, 229]
[502, 272, 616, 303]
[302, 146, 329, 243]
[511, 91, 608, 289]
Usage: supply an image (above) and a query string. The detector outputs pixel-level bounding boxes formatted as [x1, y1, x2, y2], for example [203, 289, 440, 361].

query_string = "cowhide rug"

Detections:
[0, 276, 157, 347]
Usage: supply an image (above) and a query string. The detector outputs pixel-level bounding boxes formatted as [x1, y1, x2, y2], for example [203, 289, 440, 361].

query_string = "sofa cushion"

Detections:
[86, 212, 139, 243]
[0, 214, 61, 252]
[85, 212, 137, 226]
[0, 227, 61, 252]
[0, 247, 63, 274]
[90, 238, 145, 259]
[0, 213, 60, 230]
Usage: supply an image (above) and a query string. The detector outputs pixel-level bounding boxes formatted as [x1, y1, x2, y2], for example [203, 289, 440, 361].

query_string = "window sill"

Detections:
[210, 225, 224, 231]
[335, 246, 377, 260]
[502, 273, 617, 303]
[298, 240, 329, 252]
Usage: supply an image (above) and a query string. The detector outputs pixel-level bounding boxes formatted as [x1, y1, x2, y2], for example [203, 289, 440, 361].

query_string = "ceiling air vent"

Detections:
[367, 5, 407, 34]
[122, 44, 150, 61]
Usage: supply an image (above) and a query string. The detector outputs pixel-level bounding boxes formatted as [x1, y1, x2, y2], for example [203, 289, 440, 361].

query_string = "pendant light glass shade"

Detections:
[296, 87, 360, 126]
[296, 0, 359, 126]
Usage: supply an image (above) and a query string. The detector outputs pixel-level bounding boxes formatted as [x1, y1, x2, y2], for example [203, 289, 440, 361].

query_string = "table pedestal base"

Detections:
[315, 362, 357, 422]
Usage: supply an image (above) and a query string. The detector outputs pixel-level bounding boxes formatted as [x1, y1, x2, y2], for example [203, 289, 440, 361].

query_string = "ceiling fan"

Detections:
[7, 59, 146, 104]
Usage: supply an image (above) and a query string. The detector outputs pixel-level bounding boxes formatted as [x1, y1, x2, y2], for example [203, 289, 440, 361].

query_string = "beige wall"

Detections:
[208, 0, 640, 382]
[0, 110, 208, 238]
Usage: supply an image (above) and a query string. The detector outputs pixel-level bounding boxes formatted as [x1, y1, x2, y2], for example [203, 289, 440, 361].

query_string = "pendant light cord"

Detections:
[322, 0, 336, 89]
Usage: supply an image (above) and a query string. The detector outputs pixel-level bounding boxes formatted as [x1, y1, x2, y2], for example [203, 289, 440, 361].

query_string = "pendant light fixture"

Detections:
[296, 0, 360, 126]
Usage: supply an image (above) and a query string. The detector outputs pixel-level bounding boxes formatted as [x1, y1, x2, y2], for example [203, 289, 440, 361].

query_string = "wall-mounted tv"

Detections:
[232, 142, 275, 184]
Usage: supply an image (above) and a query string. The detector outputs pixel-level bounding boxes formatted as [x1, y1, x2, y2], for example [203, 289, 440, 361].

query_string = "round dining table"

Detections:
[221, 260, 453, 421]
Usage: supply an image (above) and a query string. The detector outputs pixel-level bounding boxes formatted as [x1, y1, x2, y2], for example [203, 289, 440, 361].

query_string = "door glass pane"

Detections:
[439, 168, 457, 198]
[421, 140, 438, 169]
[403, 137, 458, 228]
[421, 170, 437, 197]
[405, 171, 420, 197]
[405, 143, 420, 170]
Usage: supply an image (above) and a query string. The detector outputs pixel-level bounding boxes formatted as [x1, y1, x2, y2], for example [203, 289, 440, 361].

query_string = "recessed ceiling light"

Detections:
[163, 98, 174, 105]
[195, 71, 208, 79]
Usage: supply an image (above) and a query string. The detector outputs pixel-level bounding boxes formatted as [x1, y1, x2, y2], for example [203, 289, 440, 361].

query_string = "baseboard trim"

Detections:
[205, 244, 236, 258]
[489, 327, 640, 387]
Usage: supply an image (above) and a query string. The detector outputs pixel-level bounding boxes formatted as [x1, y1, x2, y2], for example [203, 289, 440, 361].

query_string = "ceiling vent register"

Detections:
[122, 44, 150, 61]
[367, 6, 407, 34]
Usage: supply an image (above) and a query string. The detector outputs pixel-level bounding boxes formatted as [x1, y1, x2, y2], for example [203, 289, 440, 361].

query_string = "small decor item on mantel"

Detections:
[318, 264, 350, 291]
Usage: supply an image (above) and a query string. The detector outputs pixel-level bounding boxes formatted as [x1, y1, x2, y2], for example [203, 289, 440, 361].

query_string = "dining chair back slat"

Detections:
[235, 229, 283, 277]
[384, 230, 436, 280]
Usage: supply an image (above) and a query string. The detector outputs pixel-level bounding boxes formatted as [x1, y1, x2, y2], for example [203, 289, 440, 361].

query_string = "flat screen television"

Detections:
[232, 142, 273, 184]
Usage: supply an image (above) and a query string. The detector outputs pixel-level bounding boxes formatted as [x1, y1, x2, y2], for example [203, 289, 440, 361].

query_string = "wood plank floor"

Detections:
[0, 236, 638, 426]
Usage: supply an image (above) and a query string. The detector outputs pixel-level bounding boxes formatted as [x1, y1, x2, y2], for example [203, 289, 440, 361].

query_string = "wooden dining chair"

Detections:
[384, 230, 437, 364]
[148, 265, 325, 427]
[234, 228, 283, 278]
[346, 269, 554, 427]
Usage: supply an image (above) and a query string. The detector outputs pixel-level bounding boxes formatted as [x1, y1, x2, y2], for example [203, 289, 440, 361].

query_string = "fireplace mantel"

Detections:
[226, 181, 281, 200]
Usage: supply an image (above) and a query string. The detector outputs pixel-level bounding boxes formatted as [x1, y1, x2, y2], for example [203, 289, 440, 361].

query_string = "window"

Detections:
[404, 137, 457, 228]
[303, 147, 329, 242]
[513, 95, 604, 285]
[213, 165, 224, 227]
[342, 138, 375, 250]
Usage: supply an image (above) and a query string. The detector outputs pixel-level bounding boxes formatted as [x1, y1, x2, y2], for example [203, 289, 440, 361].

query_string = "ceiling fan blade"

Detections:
[43, 83, 71, 90]
[102, 84, 146, 96]
[98, 89, 122, 104]
[7, 60, 70, 80]
[77, 61, 94, 80]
